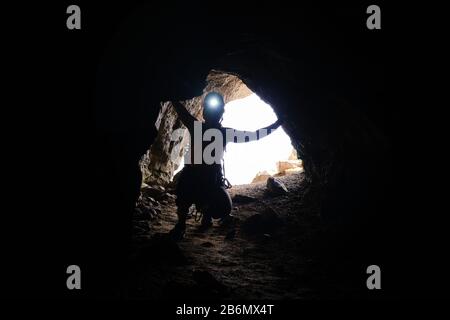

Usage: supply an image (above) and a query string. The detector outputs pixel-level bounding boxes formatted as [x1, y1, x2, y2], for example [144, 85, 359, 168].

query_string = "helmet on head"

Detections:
[203, 92, 225, 124]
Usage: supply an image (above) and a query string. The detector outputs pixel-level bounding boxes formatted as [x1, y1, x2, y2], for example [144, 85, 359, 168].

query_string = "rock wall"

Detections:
[91, 3, 390, 297]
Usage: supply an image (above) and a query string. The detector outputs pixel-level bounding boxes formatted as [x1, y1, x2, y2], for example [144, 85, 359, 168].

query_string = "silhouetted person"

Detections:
[170, 92, 282, 240]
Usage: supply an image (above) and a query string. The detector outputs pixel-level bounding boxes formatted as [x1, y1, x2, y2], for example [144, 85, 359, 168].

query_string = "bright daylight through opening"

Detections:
[221, 94, 295, 185]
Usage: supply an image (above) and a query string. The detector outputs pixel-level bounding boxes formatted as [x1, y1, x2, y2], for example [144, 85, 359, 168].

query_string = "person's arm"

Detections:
[171, 100, 198, 128]
[224, 119, 283, 143]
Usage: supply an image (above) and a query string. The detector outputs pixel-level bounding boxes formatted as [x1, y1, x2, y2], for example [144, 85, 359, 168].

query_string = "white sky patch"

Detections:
[221, 93, 293, 185]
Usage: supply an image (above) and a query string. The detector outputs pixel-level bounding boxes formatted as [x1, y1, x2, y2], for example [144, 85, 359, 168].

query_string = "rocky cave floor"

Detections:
[126, 171, 357, 299]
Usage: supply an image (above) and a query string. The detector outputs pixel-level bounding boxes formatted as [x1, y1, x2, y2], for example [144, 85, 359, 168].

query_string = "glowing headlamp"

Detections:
[204, 92, 224, 110]
[206, 96, 220, 108]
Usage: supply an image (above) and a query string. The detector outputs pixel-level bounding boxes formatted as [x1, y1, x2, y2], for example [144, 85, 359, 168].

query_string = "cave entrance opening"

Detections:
[141, 70, 303, 187]
[174, 92, 298, 185]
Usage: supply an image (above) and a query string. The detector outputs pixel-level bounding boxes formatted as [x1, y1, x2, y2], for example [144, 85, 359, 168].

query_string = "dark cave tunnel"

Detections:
[88, 4, 392, 298]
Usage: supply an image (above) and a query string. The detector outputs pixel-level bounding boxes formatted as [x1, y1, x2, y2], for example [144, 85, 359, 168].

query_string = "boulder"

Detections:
[251, 170, 272, 183]
[266, 177, 288, 195]
[277, 159, 303, 174]
[242, 207, 283, 235]
[141, 183, 166, 200]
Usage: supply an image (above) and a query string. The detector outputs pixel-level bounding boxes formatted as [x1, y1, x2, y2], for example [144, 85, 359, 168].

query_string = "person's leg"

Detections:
[198, 186, 232, 230]
[215, 187, 232, 217]
[169, 203, 189, 240]
[199, 204, 213, 230]
[215, 187, 233, 225]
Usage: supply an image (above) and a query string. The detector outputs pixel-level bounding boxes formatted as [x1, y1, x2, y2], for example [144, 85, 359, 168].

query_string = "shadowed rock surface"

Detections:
[124, 172, 384, 299]
[88, 3, 393, 299]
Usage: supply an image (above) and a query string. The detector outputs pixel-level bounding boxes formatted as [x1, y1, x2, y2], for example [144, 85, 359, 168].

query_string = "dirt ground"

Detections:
[125, 171, 353, 299]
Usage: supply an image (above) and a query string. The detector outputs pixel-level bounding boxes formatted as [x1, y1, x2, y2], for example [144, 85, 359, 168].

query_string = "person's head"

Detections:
[203, 92, 225, 124]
